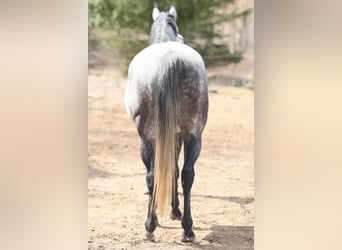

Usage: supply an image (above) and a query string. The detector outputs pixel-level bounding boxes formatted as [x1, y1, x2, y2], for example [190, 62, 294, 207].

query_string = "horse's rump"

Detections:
[125, 42, 208, 137]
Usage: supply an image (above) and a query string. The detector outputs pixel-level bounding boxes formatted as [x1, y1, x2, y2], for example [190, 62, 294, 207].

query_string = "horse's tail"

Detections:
[152, 52, 180, 215]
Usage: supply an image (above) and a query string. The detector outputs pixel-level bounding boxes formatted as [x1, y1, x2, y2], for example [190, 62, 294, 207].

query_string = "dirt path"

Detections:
[88, 69, 254, 250]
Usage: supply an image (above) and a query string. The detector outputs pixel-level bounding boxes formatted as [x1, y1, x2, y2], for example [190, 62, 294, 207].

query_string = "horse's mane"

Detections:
[149, 13, 178, 44]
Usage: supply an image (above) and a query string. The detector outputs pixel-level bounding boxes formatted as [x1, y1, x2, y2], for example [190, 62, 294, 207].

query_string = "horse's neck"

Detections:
[149, 24, 177, 45]
[149, 36, 176, 45]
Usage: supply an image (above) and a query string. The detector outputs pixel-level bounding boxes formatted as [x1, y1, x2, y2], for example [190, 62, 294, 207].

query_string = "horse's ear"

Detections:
[152, 7, 160, 21]
[169, 6, 177, 20]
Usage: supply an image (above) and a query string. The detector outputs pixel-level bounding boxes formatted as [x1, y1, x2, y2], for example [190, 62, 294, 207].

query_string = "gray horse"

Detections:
[125, 6, 208, 242]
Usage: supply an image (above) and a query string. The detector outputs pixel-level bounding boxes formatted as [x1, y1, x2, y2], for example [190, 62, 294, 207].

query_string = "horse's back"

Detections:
[128, 42, 205, 83]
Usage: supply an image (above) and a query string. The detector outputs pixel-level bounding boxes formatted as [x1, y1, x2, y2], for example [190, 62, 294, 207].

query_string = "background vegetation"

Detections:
[89, 0, 253, 73]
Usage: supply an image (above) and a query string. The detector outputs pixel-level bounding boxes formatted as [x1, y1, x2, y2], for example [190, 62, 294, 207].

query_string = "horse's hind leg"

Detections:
[181, 133, 201, 242]
[140, 138, 158, 241]
[170, 133, 183, 220]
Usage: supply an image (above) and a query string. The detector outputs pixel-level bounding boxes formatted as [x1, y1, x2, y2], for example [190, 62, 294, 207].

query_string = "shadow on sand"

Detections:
[184, 193, 254, 206]
[88, 164, 112, 178]
[200, 225, 254, 250]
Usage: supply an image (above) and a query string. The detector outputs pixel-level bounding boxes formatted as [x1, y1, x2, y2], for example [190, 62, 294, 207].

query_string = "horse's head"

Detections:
[149, 6, 178, 45]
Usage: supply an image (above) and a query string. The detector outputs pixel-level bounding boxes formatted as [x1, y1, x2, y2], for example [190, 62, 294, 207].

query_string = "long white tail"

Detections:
[152, 53, 179, 215]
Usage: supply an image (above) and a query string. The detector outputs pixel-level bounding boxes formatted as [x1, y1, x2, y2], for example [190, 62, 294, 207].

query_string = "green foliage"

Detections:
[89, 0, 245, 70]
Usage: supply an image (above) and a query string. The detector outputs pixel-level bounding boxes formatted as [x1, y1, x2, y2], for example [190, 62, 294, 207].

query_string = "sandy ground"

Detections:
[88, 68, 254, 249]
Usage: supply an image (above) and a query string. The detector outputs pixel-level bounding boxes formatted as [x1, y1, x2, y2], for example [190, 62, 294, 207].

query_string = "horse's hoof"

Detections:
[169, 210, 182, 220]
[142, 231, 155, 242]
[181, 231, 196, 243]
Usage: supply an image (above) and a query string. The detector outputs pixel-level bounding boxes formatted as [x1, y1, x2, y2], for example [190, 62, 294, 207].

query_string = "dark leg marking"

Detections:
[140, 138, 158, 240]
[181, 134, 201, 242]
[170, 133, 183, 220]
